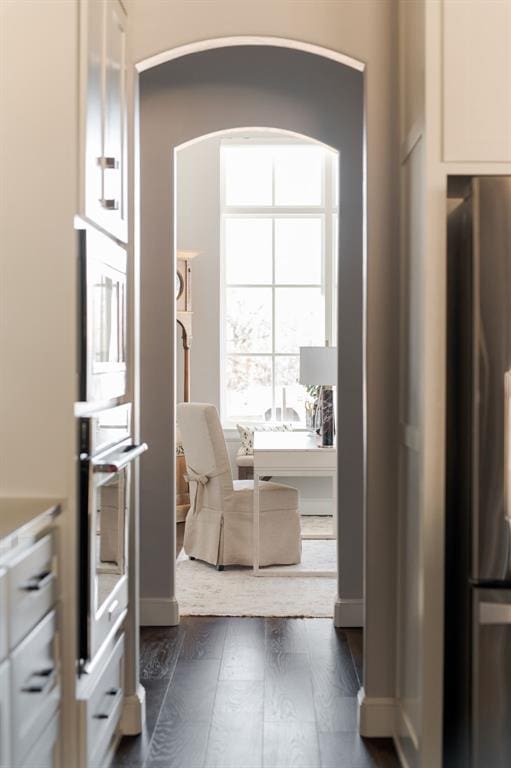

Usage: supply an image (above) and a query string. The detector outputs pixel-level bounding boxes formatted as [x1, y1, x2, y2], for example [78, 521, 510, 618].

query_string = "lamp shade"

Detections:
[299, 346, 337, 386]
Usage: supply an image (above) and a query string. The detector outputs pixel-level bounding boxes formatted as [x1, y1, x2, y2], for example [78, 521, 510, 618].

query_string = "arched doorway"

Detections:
[137, 41, 365, 634]
[174, 126, 340, 613]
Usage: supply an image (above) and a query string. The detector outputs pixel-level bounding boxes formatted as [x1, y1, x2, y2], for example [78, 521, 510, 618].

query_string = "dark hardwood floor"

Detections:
[114, 617, 399, 768]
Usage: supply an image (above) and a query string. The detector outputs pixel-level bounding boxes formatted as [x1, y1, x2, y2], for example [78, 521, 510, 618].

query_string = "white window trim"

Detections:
[220, 139, 338, 427]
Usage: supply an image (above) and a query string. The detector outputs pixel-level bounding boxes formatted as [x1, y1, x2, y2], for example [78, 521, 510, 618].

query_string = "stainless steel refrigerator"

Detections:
[445, 176, 511, 768]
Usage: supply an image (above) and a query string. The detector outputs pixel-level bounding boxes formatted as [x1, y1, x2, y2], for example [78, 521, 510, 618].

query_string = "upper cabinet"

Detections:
[443, 0, 511, 163]
[82, 0, 128, 241]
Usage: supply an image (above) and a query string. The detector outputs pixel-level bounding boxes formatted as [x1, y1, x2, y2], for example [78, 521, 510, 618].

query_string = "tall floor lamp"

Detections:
[299, 345, 338, 447]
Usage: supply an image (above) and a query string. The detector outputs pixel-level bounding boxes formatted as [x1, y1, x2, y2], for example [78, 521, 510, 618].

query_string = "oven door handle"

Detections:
[92, 442, 148, 474]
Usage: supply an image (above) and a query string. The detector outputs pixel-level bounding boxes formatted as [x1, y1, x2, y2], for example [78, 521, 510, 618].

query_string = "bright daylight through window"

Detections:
[221, 139, 338, 425]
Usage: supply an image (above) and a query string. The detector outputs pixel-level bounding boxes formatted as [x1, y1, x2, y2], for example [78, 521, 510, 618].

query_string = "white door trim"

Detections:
[135, 35, 365, 74]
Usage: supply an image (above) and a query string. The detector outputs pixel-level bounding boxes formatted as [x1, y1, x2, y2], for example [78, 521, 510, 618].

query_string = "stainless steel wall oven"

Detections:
[78, 404, 147, 671]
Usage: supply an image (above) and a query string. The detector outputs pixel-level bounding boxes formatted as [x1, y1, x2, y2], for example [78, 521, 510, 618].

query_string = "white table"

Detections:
[252, 431, 337, 577]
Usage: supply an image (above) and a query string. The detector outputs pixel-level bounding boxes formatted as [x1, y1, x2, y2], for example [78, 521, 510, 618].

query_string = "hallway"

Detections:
[114, 618, 399, 768]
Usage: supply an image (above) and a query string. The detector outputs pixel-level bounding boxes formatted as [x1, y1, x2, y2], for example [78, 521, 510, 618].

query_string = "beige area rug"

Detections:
[177, 517, 336, 618]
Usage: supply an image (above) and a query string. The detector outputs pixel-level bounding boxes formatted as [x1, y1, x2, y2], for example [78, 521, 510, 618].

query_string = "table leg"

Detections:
[253, 471, 260, 574]
[333, 471, 338, 540]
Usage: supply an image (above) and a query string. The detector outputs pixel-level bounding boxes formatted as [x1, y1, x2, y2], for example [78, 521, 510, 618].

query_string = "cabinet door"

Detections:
[0, 659, 11, 768]
[84, 0, 104, 228]
[102, 0, 127, 240]
[83, 0, 128, 241]
[443, 0, 511, 162]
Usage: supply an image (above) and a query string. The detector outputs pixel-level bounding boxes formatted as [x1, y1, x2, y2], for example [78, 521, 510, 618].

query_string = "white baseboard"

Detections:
[140, 597, 180, 626]
[334, 597, 364, 627]
[357, 687, 396, 737]
[120, 683, 146, 735]
[300, 498, 334, 516]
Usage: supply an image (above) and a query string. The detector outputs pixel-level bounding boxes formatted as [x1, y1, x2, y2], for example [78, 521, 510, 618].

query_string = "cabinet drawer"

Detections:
[20, 711, 59, 768]
[91, 577, 127, 660]
[0, 569, 7, 662]
[0, 659, 11, 768]
[81, 633, 124, 768]
[11, 610, 59, 766]
[8, 533, 57, 649]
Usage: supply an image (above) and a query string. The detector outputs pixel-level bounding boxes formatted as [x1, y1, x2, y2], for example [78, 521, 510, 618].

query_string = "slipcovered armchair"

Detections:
[176, 403, 301, 569]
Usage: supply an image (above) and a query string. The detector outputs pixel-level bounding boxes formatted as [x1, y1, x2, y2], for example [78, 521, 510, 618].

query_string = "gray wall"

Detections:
[175, 136, 221, 408]
[139, 46, 364, 607]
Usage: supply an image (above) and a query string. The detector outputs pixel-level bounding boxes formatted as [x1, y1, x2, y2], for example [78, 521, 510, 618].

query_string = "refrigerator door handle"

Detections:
[479, 601, 511, 625]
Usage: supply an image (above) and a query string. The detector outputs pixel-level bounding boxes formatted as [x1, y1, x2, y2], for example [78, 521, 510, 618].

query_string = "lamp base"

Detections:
[320, 386, 335, 447]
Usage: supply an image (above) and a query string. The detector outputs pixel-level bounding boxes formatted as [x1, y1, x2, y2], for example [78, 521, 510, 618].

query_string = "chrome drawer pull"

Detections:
[97, 156, 118, 170]
[100, 198, 119, 210]
[19, 570, 54, 592]
[21, 667, 56, 694]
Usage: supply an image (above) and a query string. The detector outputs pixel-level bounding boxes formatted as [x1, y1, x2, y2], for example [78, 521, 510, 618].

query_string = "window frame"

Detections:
[220, 138, 338, 427]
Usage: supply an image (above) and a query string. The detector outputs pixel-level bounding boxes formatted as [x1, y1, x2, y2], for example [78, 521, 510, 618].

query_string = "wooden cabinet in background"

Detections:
[82, 0, 128, 241]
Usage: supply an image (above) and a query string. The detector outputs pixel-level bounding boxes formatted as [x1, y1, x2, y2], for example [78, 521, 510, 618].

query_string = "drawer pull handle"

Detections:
[108, 600, 119, 619]
[94, 687, 121, 719]
[100, 198, 119, 210]
[21, 667, 56, 694]
[19, 570, 54, 592]
[97, 156, 118, 170]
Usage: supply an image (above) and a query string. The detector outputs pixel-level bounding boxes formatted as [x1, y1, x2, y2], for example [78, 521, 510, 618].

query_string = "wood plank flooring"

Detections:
[114, 618, 399, 768]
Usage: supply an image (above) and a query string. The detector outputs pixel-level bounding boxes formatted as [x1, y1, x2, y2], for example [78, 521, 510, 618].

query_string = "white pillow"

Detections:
[236, 422, 292, 455]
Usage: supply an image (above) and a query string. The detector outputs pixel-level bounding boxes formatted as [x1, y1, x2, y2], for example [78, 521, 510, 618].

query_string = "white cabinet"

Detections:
[443, 0, 511, 162]
[83, 0, 128, 241]
[7, 533, 57, 650]
[10, 610, 60, 767]
[0, 660, 10, 768]
[0, 570, 7, 663]
[0, 504, 60, 768]
[78, 633, 125, 768]
[20, 713, 59, 768]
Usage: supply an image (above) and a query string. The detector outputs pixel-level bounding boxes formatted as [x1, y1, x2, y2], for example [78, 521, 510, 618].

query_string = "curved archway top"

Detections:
[175, 126, 340, 155]
[136, 35, 366, 74]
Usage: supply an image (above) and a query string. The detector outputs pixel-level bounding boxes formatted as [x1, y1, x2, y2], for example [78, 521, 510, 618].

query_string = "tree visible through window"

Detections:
[221, 138, 338, 425]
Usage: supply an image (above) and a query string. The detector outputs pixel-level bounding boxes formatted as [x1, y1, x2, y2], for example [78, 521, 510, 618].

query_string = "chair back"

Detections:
[176, 403, 234, 512]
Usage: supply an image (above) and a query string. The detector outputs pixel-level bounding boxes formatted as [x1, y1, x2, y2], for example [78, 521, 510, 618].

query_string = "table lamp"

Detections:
[299, 345, 337, 447]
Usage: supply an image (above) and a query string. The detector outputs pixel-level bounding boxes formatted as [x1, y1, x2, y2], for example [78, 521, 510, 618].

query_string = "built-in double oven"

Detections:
[75, 220, 147, 672]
